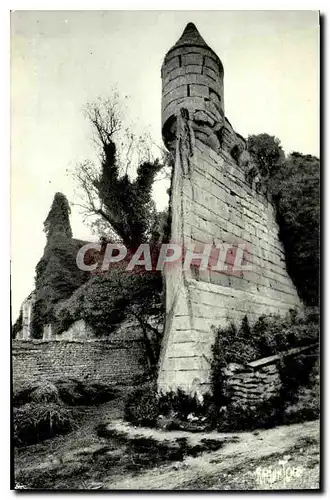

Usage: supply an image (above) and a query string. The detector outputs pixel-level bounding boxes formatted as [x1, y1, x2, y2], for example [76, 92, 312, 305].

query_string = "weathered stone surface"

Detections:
[16, 292, 35, 340]
[185, 64, 203, 75]
[204, 55, 221, 73]
[202, 65, 218, 81]
[163, 85, 188, 100]
[182, 53, 204, 66]
[12, 338, 148, 387]
[161, 55, 180, 76]
[161, 25, 225, 149]
[167, 45, 221, 64]
[55, 319, 95, 341]
[158, 24, 301, 396]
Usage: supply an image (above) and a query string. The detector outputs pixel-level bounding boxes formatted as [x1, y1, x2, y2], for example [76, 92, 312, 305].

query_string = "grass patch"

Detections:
[55, 378, 118, 406]
[14, 378, 118, 408]
[13, 378, 119, 447]
[13, 403, 78, 446]
[15, 421, 232, 489]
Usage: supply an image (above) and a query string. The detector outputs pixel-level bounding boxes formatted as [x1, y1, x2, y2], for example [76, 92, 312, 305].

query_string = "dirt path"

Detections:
[104, 419, 320, 490]
[15, 399, 319, 491]
[14, 398, 124, 481]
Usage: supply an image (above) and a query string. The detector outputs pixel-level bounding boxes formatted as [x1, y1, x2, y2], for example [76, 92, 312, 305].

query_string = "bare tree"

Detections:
[71, 92, 171, 244]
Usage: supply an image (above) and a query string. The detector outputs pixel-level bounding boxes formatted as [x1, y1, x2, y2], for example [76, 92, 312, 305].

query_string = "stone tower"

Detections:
[158, 23, 301, 396]
[162, 22, 224, 151]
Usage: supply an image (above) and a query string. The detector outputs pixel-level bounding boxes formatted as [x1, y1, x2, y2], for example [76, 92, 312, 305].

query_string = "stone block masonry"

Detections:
[158, 23, 301, 396]
[158, 128, 301, 395]
[223, 364, 282, 405]
[161, 23, 224, 151]
[221, 344, 318, 407]
[12, 339, 149, 388]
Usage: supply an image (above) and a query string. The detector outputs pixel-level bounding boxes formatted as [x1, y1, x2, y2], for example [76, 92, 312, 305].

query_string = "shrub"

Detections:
[279, 352, 319, 417]
[13, 379, 118, 408]
[13, 403, 77, 446]
[29, 381, 60, 404]
[278, 352, 317, 403]
[274, 153, 320, 307]
[13, 378, 118, 447]
[56, 266, 163, 334]
[215, 398, 283, 432]
[124, 383, 208, 427]
[209, 310, 319, 430]
[283, 380, 319, 424]
[211, 309, 319, 369]
[55, 270, 126, 337]
[124, 381, 159, 427]
[53, 378, 118, 406]
[213, 373, 319, 432]
[158, 388, 204, 419]
[13, 383, 37, 407]
[13, 381, 60, 407]
[125, 310, 319, 431]
[247, 136, 319, 306]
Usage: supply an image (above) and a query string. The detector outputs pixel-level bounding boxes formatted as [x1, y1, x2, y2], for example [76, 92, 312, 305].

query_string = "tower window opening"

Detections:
[201, 55, 206, 74]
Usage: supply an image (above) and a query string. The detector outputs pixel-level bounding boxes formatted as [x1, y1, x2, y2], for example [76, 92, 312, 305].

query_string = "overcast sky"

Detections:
[11, 10, 319, 319]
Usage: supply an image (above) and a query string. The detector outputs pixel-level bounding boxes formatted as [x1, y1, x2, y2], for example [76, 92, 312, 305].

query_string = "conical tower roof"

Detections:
[166, 22, 222, 68]
[173, 22, 209, 49]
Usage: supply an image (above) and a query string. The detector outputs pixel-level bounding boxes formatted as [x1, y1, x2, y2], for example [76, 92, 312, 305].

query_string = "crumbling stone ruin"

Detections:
[13, 23, 302, 399]
[158, 23, 301, 396]
[15, 292, 35, 340]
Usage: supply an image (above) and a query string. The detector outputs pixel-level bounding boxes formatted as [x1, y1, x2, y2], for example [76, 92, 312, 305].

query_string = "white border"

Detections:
[1, 2, 327, 498]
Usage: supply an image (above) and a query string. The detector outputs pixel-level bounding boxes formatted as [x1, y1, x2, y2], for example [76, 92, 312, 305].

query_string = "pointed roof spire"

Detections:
[173, 22, 209, 49]
[166, 22, 222, 70]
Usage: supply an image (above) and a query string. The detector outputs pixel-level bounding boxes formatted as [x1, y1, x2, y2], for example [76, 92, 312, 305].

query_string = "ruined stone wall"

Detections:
[223, 363, 282, 406]
[158, 24, 301, 396]
[42, 320, 95, 341]
[222, 344, 318, 407]
[158, 116, 301, 396]
[16, 292, 35, 340]
[162, 44, 224, 149]
[12, 338, 148, 388]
